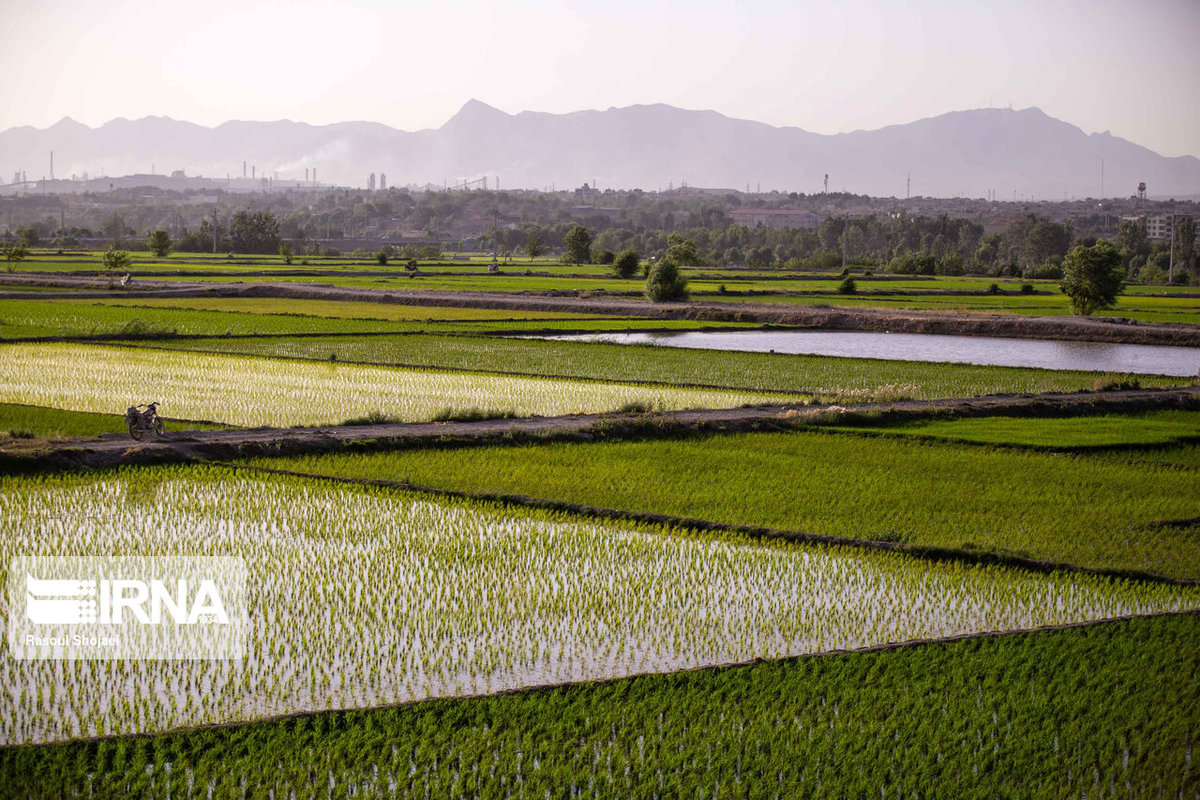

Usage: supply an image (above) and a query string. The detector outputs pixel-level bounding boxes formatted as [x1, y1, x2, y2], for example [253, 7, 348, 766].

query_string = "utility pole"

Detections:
[211, 207, 218, 254]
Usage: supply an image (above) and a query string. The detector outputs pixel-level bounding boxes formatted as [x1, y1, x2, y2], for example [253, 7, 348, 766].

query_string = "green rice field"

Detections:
[249, 425, 1200, 579]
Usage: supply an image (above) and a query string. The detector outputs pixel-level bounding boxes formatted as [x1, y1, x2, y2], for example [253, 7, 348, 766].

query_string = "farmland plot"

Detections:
[0, 343, 799, 427]
[1, 467, 1196, 746]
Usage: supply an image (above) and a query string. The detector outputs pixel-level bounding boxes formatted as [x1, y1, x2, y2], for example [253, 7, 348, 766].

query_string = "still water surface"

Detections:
[540, 330, 1200, 376]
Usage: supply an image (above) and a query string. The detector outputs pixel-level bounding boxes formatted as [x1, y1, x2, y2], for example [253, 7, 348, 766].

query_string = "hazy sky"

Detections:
[2, 0, 1197, 156]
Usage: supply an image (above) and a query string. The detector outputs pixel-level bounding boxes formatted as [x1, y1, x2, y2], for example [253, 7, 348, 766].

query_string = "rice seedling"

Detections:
[251, 428, 1200, 579]
[0, 343, 800, 427]
[1, 466, 1196, 747]
[3, 614, 1197, 797]
[828, 408, 1200, 449]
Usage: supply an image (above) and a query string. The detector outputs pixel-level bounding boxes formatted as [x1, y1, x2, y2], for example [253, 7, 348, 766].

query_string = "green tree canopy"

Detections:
[1059, 240, 1124, 316]
[147, 229, 172, 257]
[644, 259, 689, 302]
[1172, 216, 1195, 281]
[524, 232, 546, 261]
[102, 246, 132, 273]
[613, 248, 640, 279]
[1115, 219, 1151, 268]
[563, 224, 592, 265]
[230, 210, 281, 254]
[665, 232, 699, 266]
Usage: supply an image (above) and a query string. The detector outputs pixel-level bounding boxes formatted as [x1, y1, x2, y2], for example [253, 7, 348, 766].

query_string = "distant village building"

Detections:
[1122, 213, 1200, 242]
[368, 172, 376, 191]
[729, 209, 821, 231]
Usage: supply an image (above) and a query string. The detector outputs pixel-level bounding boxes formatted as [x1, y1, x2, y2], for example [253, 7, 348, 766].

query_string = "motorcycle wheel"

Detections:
[130, 424, 145, 441]
[154, 418, 165, 438]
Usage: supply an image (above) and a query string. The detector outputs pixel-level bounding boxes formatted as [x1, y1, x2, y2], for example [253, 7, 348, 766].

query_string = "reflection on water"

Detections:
[541, 330, 1200, 376]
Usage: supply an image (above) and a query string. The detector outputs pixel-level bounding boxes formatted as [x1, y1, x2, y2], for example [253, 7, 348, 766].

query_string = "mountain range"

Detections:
[2, 101, 1198, 199]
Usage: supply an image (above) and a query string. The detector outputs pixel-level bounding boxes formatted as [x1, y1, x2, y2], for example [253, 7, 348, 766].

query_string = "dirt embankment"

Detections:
[2, 273, 1197, 346]
[3, 387, 1197, 475]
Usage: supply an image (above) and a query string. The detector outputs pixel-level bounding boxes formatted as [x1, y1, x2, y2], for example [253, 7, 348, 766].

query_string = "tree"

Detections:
[102, 246, 132, 273]
[592, 247, 615, 265]
[1115, 219, 1150, 268]
[1, 241, 27, 271]
[375, 247, 389, 266]
[279, 242, 294, 265]
[1059, 240, 1124, 316]
[563, 224, 592, 265]
[147, 229, 172, 257]
[524, 232, 546, 261]
[837, 276, 857, 294]
[1172, 216, 1196, 281]
[644, 259, 689, 302]
[229, 210, 281, 254]
[17, 226, 40, 247]
[613, 249, 640, 279]
[665, 232, 699, 266]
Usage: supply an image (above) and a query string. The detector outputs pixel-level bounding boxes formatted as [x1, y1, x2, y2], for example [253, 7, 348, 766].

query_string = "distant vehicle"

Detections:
[125, 402, 164, 440]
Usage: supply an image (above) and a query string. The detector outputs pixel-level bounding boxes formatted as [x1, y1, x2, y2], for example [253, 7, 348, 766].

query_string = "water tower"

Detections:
[1137, 182, 1147, 204]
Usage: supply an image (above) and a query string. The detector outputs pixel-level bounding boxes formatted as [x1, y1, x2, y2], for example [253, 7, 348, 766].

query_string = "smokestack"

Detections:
[305, 168, 309, 183]
[243, 161, 247, 178]
[252, 166, 255, 180]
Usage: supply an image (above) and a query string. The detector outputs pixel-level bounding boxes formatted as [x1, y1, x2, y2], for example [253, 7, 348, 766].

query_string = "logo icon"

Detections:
[26, 575, 98, 625]
[9, 556, 247, 660]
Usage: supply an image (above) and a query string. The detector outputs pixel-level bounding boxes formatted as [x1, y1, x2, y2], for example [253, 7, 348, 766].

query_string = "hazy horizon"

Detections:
[7, 100, 1198, 164]
[1, 0, 1197, 158]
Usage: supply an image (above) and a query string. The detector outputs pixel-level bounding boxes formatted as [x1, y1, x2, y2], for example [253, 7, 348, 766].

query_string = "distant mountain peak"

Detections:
[443, 99, 508, 128]
[49, 116, 88, 130]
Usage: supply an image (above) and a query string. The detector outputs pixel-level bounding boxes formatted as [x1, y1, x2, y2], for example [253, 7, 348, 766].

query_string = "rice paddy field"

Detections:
[2, 253, 1200, 796]
[5, 614, 1197, 798]
[2, 466, 1196, 749]
[248, 420, 1200, 580]
[0, 342, 800, 427]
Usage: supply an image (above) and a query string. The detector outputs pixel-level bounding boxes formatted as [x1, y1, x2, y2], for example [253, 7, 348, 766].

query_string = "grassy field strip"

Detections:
[0, 297, 760, 338]
[81, 296, 611, 322]
[138, 333, 1189, 399]
[714, 291, 1200, 324]
[0, 343, 802, 427]
[246, 429, 1200, 580]
[2, 467, 1195, 746]
[826, 409, 1200, 450]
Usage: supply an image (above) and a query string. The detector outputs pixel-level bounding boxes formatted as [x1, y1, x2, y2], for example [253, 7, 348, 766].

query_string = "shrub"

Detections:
[613, 249, 640, 279]
[838, 277, 857, 295]
[102, 247, 132, 273]
[644, 260, 689, 302]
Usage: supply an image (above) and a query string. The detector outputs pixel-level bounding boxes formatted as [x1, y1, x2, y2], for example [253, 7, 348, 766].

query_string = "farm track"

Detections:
[2, 273, 1198, 345]
[3, 386, 1197, 474]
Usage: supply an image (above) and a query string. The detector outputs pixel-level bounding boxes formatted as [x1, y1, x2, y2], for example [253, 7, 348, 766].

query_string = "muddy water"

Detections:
[540, 330, 1200, 376]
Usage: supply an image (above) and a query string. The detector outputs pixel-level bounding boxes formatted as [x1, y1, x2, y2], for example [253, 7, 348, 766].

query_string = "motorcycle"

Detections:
[126, 402, 165, 441]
